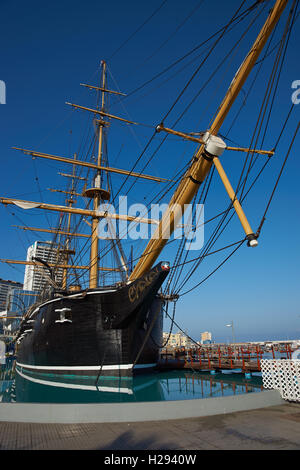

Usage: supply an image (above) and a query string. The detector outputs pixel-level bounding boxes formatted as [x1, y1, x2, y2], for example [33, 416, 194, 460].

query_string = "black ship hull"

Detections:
[16, 262, 169, 378]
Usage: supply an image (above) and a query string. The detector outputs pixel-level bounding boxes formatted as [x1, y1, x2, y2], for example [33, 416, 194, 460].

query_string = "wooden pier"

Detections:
[158, 343, 294, 373]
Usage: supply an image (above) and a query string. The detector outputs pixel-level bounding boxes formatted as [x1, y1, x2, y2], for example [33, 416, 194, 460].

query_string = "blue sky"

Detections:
[0, 0, 299, 343]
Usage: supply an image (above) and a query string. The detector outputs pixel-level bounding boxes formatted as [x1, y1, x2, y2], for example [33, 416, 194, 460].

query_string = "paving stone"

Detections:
[0, 403, 299, 450]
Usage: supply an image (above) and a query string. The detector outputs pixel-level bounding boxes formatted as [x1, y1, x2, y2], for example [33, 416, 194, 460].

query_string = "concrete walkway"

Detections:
[0, 402, 299, 450]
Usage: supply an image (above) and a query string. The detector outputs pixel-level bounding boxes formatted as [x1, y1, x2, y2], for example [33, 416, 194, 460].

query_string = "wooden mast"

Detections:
[129, 0, 288, 281]
[89, 61, 106, 288]
[61, 153, 77, 289]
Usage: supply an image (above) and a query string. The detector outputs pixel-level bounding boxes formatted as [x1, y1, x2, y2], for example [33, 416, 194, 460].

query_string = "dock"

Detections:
[0, 401, 299, 450]
[158, 343, 294, 374]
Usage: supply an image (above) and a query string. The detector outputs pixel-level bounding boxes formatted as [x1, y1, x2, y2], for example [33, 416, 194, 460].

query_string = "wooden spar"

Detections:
[66, 102, 139, 125]
[13, 292, 37, 296]
[156, 124, 206, 144]
[213, 158, 253, 236]
[48, 188, 82, 197]
[156, 124, 275, 156]
[80, 83, 126, 96]
[129, 0, 288, 281]
[12, 225, 90, 238]
[13, 147, 169, 183]
[225, 146, 274, 156]
[58, 172, 87, 180]
[0, 197, 96, 217]
[0, 197, 158, 225]
[94, 119, 110, 127]
[97, 211, 158, 225]
[0, 259, 120, 272]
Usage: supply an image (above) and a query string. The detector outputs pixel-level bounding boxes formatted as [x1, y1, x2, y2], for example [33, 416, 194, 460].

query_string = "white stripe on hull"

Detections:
[16, 361, 157, 371]
[16, 368, 134, 394]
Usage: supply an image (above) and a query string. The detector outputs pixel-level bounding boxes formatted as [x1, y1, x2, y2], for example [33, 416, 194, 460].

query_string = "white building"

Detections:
[0, 278, 23, 311]
[201, 331, 212, 344]
[24, 241, 64, 291]
[162, 331, 194, 349]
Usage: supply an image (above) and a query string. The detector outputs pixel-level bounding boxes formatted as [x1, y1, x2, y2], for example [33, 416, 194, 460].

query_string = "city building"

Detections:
[163, 331, 194, 349]
[8, 288, 39, 316]
[201, 331, 212, 344]
[23, 241, 64, 291]
[1, 288, 38, 335]
[0, 278, 23, 312]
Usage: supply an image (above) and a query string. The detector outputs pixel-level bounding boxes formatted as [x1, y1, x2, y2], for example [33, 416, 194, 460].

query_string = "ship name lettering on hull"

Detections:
[128, 269, 158, 303]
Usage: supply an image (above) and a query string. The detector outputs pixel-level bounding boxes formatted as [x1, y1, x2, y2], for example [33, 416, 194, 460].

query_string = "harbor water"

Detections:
[0, 357, 263, 404]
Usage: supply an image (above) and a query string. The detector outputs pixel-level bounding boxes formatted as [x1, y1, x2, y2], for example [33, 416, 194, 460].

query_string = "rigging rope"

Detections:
[141, 0, 205, 65]
[150, 300, 176, 349]
[111, 0, 262, 106]
[106, 1, 264, 222]
[256, 120, 300, 237]
[108, 0, 169, 61]
[163, 304, 201, 349]
[160, 0, 248, 124]
[179, 238, 246, 297]
[237, 0, 297, 203]
[109, 11, 262, 221]
[171, 1, 299, 297]
[22, 0, 297, 295]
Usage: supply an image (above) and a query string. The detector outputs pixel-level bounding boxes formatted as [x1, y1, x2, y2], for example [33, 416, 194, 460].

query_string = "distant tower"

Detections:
[23, 241, 64, 291]
[0, 278, 23, 311]
[201, 331, 212, 344]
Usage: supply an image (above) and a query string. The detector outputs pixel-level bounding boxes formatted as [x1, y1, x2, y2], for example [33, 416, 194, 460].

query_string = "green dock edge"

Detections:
[0, 390, 284, 423]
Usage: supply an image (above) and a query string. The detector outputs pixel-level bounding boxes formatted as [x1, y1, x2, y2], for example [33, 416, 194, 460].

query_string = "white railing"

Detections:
[261, 359, 300, 402]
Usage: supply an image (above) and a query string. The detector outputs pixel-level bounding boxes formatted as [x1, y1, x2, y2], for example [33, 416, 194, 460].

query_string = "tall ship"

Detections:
[0, 0, 298, 380]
